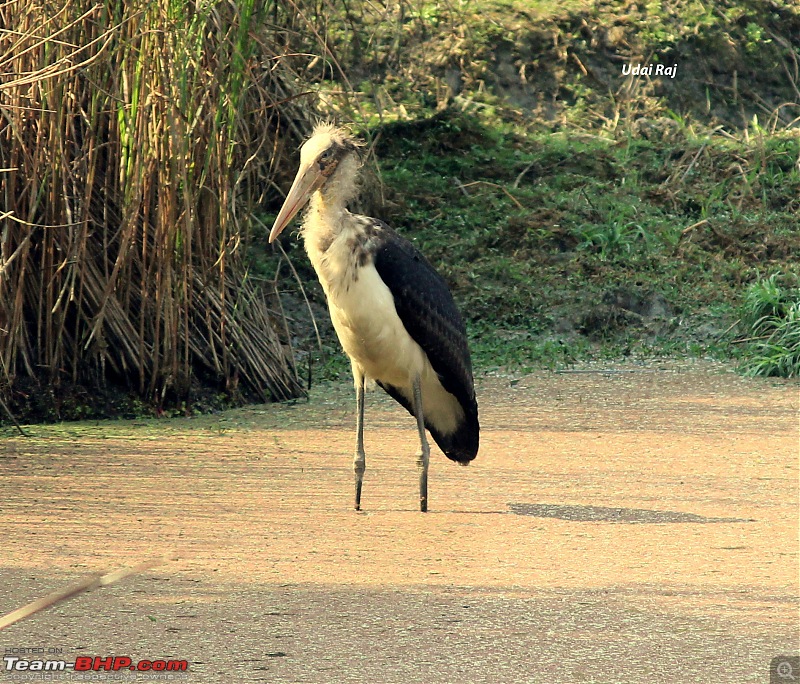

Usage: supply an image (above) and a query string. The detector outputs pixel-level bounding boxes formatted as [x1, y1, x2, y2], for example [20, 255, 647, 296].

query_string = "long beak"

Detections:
[268, 160, 325, 243]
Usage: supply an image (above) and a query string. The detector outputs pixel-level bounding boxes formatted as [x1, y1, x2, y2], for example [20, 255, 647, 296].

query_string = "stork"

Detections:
[269, 123, 479, 512]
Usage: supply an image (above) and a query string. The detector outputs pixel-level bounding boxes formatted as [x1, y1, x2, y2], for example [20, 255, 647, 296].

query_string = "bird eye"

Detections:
[320, 148, 334, 161]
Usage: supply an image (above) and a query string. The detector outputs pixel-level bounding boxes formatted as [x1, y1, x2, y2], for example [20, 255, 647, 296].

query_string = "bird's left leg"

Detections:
[353, 370, 366, 511]
[411, 375, 430, 513]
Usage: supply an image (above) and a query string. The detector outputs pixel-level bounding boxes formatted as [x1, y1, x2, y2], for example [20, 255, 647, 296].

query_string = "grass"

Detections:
[743, 303, 800, 378]
[259, 105, 799, 379]
[739, 275, 800, 378]
[355, 112, 797, 369]
[274, 0, 800, 378]
[260, 89, 800, 377]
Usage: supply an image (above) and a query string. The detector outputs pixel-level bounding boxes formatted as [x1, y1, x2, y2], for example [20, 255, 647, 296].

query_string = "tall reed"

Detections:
[0, 0, 315, 410]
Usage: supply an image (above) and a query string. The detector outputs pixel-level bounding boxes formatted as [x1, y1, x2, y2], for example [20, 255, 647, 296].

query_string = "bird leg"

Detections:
[354, 373, 366, 511]
[411, 376, 430, 513]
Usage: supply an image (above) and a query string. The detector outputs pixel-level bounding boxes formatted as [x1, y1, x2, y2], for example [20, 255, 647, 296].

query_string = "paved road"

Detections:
[1, 362, 798, 682]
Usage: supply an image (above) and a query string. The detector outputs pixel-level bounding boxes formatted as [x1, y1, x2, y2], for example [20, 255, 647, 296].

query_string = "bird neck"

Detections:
[308, 187, 348, 216]
[302, 158, 360, 253]
[319, 155, 360, 210]
[299, 191, 344, 258]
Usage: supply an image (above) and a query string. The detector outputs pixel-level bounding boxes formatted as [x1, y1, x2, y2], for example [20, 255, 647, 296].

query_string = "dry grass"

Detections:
[0, 0, 334, 411]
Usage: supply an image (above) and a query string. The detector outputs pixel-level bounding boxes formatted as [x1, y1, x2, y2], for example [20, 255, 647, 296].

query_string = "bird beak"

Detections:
[269, 160, 326, 243]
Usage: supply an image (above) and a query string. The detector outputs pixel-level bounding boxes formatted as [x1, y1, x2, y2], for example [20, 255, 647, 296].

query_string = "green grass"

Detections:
[743, 303, 800, 378]
[355, 112, 798, 370]
[253, 0, 800, 380]
[739, 275, 800, 378]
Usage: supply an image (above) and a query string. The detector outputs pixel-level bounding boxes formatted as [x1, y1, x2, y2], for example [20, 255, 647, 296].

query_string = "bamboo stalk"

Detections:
[0, 558, 166, 631]
[0, 393, 28, 436]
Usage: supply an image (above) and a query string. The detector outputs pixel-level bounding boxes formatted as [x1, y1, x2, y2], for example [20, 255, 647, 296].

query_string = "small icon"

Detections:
[772, 656, 800, 684]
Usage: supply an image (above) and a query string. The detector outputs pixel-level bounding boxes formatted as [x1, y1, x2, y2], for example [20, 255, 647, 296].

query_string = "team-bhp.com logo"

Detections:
[3, 655, 188, 673]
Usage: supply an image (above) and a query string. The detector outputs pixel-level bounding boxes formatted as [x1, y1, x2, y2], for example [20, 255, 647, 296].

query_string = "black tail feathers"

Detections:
[378, 381, 479, 464]
[427, 404, 478, 464]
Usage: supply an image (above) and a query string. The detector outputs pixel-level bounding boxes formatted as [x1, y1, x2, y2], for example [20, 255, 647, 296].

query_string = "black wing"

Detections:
[370, 221, 479, 463]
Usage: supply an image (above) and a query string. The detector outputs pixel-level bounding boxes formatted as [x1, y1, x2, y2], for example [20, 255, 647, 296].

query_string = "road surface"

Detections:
[1, 361, 798, 682]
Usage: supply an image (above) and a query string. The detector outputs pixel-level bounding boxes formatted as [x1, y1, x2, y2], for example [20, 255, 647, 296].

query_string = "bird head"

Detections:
[269, 123, 363, 243]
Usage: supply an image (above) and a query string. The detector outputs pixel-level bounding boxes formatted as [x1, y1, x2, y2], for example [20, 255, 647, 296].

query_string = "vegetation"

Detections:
[0, 0, 319, 421]
[1, 0, 798, 425]
[740, 275, 800, 378]
[260, 0, 800, 379]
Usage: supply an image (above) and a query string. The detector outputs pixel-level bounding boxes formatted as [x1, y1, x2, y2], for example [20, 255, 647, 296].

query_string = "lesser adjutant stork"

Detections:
[269, 123, 479, 512]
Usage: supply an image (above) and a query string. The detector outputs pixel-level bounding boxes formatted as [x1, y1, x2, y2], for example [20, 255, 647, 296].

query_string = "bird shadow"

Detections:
[361, 503, 755, 523]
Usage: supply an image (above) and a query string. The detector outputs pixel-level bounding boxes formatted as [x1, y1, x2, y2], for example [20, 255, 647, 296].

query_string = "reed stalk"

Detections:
[0, 0, 319, 412]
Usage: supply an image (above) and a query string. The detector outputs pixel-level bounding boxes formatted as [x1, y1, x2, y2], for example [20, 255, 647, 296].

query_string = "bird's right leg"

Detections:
[411, 375, 431, 513]
[353, 370, 366, 511]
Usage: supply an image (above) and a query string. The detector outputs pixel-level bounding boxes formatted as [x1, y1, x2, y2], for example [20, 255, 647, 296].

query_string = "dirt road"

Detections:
[1, 361, 798, 683]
